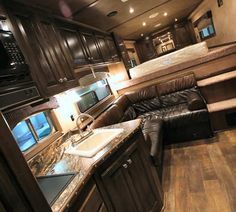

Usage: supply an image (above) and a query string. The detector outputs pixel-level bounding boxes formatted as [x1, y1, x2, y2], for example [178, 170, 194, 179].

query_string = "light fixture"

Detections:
[142, 22, 146, 26]
[149, 12, 159, 19]
[175, 18, 178, 22]
[141, 33, 144, 37]
[163, 12, 168, 16]
[154, 23, 161, 28]
[129, 7, 134, 14]
[107, 11, 118, 17]
[121, 0, 128, 2]
[88, 1, 99, 8]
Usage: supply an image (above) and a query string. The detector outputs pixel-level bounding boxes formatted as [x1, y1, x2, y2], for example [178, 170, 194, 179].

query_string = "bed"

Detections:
[129, 42, 209, 79]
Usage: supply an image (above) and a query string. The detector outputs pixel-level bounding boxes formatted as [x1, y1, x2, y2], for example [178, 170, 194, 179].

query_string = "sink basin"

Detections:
[65, 129, 123, 158]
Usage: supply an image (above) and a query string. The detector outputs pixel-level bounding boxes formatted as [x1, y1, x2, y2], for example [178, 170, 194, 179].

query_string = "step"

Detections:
[197, 70, 236, 87]
[207, 98, 236, 113]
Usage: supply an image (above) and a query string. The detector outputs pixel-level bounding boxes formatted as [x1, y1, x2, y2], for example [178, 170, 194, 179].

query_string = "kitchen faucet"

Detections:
[76, 113, 95, 137]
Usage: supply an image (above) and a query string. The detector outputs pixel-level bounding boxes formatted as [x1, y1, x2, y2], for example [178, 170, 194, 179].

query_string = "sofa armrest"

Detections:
[187, 92, 205, 111]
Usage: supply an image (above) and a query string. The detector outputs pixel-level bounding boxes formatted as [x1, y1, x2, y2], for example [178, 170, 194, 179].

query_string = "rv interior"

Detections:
[1, 0, 236, 211]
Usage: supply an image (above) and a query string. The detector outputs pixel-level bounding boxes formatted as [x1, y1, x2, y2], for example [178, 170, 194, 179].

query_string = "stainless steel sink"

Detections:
[65, 129, 123, 157]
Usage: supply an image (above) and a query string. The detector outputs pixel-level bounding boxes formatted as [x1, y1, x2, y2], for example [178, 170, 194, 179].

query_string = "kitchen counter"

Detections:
[28, 119, 142, 212]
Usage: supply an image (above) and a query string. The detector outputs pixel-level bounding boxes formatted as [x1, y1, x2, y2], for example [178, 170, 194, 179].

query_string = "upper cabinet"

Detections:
[5, 2, 120, 97]
[9, 12, 77, 97]
[58, 27, 89, 67]
[80, 32, 103, 64]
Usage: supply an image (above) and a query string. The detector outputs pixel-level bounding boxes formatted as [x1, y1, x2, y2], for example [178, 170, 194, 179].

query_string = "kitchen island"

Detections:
[28, 119, 163, 212]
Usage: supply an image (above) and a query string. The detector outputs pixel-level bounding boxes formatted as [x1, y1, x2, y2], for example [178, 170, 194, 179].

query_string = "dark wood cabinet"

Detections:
[95, 132, 163, 212]
[67, 179, 107, 212]
[81, 32, 103, 64]
[59, 27, 89, 67]
[96, 35, 113, 63]
[106, 37, 120, 62]
[8, 12, 78, 96]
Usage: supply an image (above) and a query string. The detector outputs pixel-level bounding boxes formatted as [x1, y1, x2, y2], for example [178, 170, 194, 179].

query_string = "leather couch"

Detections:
[90, 74, 213, 179]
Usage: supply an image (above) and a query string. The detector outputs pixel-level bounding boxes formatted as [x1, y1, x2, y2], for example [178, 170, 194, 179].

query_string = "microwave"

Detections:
[0, 19, 42, 111]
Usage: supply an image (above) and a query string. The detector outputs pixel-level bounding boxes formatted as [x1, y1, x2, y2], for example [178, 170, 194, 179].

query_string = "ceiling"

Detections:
[15, 0, 203, 40]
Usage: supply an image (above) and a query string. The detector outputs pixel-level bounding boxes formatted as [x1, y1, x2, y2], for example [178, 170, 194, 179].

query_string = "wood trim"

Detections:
[3, 97, 59, 129]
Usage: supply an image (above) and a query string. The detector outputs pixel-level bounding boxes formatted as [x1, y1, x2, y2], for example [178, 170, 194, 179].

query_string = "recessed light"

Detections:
[149, 12, 159, 19]
[175, 18, 178, 22]
[163, 12, 168, 16]
[88, 1, 99, 8]
[141, 34, 144, 37]
[121, 0, 128, 2]
[154, 23, 161, 28]
[107, 11, 118, 17]
[129, 7, 134, 14]
[142, 22, 146, 26]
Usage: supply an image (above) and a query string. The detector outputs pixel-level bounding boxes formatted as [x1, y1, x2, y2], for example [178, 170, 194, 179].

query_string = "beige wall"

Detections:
[189, 0, 236, 47]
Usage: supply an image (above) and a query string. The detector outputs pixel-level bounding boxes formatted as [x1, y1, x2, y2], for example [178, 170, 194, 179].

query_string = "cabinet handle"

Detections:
[58, 78, 63, 83]
[63, 77, 68, 82]
[122, 164, 128, 169]
[127, 159, 132, 164]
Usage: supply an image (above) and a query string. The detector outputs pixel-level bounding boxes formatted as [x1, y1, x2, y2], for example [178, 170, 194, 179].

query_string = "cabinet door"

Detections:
[100, 149, 140, 212]
[106, 37, 119, 62]
[81, 32, 103, 64]
[68, 180, 107, 212]
[11, 13, 77, 96]
[126, 144, 162, 212]
[59, 27, 89, 67]
[34, 18, 75, 82]
[96, 35, 112, 62]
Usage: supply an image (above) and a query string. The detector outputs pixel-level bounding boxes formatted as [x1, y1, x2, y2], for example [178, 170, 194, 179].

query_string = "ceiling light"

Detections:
[154, 23, 161, 28]
[121, 0, 128, 2]
[142, 22, 146, 26]
[141, 33, 144, 37]
[107, 11, 118, 17]
[149, 12, 159, 19]
[88, 1, 99, 8]
[175, 18, 178, 22]
[163, 12, 168, 17]
[129, 7, 134, 14]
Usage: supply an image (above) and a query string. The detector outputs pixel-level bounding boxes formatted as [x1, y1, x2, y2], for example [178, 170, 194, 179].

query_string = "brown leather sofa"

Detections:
[90, 74, 213, 179]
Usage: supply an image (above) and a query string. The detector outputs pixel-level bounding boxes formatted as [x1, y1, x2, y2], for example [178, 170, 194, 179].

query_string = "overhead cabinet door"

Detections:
[96, 35, 113, 62]
[59, 27, 89, 67]
[81, 32, 103, 64]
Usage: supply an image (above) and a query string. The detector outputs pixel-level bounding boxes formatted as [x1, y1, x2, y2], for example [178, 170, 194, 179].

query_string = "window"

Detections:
[76, 79, 111, 112]
[12, 111, 56, 152]
[193, 11, 216, 41]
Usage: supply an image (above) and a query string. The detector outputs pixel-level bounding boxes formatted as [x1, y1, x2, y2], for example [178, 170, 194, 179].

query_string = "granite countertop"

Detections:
[28, 119, 142, 212]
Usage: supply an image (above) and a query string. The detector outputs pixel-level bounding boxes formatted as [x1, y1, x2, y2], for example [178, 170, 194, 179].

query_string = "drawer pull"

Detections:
[123, 164, 128, 169]
[127, 159, 132, 164]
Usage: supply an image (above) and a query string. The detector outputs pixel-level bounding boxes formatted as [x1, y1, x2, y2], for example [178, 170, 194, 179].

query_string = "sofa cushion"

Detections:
[142, 119, 163, 168]
[114, 95, 131, 112]
[133, 97, 162, 115]
[90, 105, 123, 129]
[125, 86, 158, 104]
[160, 88, 199, 107]
[187, 91, 206, 111]
[160, 103, 209, 128]
[120, 106, 137, 122]
[157, 74, 196, 95]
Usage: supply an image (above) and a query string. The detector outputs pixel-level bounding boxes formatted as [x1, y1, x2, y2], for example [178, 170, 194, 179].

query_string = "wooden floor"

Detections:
[163, 129, 236, 212]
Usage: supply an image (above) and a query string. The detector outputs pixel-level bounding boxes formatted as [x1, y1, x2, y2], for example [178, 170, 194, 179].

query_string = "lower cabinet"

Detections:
[67, 179, 107, 212]
[94, 132, 163, 212]
[68, 131, 163, 212]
